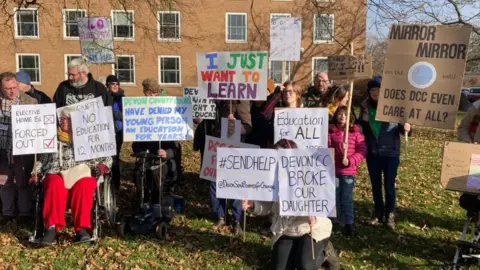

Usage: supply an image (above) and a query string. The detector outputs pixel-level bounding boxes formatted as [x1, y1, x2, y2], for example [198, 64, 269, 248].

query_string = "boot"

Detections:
[40, 226, 56, 245]
[322, 240, 341, 270]
[75, 229, 91, 243]
[343, 224, 356, 237]
[233, 221, 242, 235]
[386, 213, 396, 230]
[214, 218, 225, 227]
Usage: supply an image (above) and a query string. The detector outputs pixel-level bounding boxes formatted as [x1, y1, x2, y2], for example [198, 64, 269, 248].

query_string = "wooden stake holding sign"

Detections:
[343, 43, 355, 163]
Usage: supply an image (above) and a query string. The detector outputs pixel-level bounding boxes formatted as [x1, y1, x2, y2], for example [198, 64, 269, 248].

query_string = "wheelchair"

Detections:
[29, 172, 116, 245]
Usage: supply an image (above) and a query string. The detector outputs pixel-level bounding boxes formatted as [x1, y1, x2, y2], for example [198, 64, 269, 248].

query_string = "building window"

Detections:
[313, 14, 334, 43]
[17, 54, 41, 84]
[312, 57, 328, 84]
[64, 54, 81, 79]
[159, 56, 181, 85]
[226, 13, 247, 42]
[15, 8, 39, 38]
[269, 61, 290, 85]
[158, 11, 180, 41]
[63, 9, 87, 38]
[112, 11, 134, 39]
[114, 56, 135, 84]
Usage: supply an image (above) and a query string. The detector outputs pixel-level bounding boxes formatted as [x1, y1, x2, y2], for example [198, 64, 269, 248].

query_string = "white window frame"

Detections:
[14, 7, 39, 39]
[157, 11, 181, 42]
[158, 55, 182, 86]
[313, 14, 334, 44]
[111, 55, 136, 85]
[311, 57, 328, 85]
[111, 10, 135, 41]
[62, 9, 87, 40]
[64, 54, 82, 80]
[225, 12, 247, 43]
[269, 61, 291, 85]
[16, 53, 41, 85]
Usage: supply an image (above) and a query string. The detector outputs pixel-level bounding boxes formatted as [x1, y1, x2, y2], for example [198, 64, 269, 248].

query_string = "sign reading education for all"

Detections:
[78, 17, 115, 64]
[183, 87, 217, 120]
[278, 148, 335, 217]
[376, 24, 471, 129]
[328, 55, 373, 80]
[122, 97, 194, 142]
[216, 148, 278, 201]
[270, 17, 302, 61]
[274, 108, 329, 148]
[196, 51, 268, 101]
[12, 104, 57, 155]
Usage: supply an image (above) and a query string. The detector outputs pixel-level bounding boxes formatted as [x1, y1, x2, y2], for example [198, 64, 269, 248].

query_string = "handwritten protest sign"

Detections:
[78, 17, 115, 64]
[270, 17, 302, 61]
[183, 87, 216, 120]
[216, 148, 278, 201]
[123, 97, 194, 142]
[71, 106, 116, 161]
[467, 154, 480, 189]
[12, 104, 57, 155]
[376, 24, 471, 129]
[328, 55, 373, 80]
[196, 51, 268, 101]
[278, 148, 335, 217]
[56, 97, 105, 120]
[274, 108, 329, 148]
[200, 135, 259, 182]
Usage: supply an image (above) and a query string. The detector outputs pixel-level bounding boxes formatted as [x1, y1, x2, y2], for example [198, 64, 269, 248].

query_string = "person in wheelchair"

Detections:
[31, 106, 112, 245]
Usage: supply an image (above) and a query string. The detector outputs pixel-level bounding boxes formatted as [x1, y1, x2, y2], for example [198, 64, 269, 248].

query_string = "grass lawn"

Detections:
[0, 111, 472, 269]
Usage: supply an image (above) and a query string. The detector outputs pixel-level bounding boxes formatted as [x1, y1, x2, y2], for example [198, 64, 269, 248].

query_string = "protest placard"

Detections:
[216, 148, 278, 201]
[274, 108, 329, 148]
[78, 17, 115, 64]
[441, 141, 480, 194]
[71, 106, 116, 161]
[183, 87, 216, 120]
[123, 97, 194, 142]
[278, 148, 335, 217]
[196, 51, 268, 101]
[270, 17, 302, 61]
[221, 118, 241, 143]
[12, 104, 57, 155]
[56, 96, 105, 120]
[200, 135, 260, 182]
[328, 55, 373, 80]
[376, 24, 471, 129]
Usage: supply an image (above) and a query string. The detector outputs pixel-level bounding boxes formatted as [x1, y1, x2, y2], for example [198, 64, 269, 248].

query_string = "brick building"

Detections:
[0, 0, 366, 98]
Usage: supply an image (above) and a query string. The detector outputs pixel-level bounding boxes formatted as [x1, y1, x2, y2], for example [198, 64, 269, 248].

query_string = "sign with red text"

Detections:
[196, 51, 268, 101]
[376, 24, 471, 129]
[200, 135, 260, 182]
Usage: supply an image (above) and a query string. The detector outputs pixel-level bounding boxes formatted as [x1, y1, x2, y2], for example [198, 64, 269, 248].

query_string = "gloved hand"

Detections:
[95, 164, 110, 176]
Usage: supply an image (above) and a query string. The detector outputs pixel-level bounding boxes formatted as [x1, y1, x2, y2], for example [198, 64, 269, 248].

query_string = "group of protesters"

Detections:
[0, 54, 415, 269]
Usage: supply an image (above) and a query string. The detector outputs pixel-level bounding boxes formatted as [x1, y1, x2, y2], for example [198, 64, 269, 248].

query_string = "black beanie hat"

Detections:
[106, 75, 120, 86]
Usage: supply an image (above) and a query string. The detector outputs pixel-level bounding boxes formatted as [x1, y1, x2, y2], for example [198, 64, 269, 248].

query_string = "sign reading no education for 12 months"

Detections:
[122, 97, 194, 142]
[184, 87, 217, 120]
[376, 24, 471, 129]
[78, 17, 115, 64]
[278, 148, 336, 217]
[216, 148, 278, 201]
[12, 104, 57, 155]
[196, 51, 268, 101]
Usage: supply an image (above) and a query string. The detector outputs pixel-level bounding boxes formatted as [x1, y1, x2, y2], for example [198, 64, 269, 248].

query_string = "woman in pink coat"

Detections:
[328, 106, 367, 236]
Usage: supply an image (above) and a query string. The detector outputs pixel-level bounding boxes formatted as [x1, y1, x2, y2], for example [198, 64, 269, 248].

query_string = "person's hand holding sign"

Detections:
[241, 200, 253, 210]
[228, 114, 236, 138]
[158, 149, 167, 160]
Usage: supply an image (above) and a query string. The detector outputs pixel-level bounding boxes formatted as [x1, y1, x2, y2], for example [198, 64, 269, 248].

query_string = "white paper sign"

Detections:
[71, 106, 116, 161]
[278, 148, 335, 217]
[183, 87, 217, 120]
[221, 118, 241, 143]
[216, 148, 278, 201]
[12, 104, 58, 155]
[56, 96, 105, 120]
[78, 17, 115, 64]
[274, 108, 329, 148]
[200, 135, 260, 182]
[270, 17, 302, 61]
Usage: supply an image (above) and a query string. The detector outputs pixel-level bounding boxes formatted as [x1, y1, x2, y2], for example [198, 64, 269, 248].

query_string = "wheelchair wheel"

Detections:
[101, 175, 116, 226]
[155, 222, 168, 240]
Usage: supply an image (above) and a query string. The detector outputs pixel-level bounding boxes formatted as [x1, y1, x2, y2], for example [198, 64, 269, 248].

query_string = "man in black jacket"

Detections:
[16, 71, 52, 104]
[53, 57, 108, 107]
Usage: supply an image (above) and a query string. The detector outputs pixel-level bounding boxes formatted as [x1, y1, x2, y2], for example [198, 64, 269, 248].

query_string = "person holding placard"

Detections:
[0, 72, 38, 227]
[302, 72, 330, 108]
[323, 85, 350, 122]
[357, 76, 411, 230]
[30, 106, 112, 245]
[246, 79, 276, 148]
[328, 106, 366, 236]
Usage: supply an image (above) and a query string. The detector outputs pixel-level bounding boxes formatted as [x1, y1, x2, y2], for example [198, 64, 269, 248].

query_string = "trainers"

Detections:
[214, 218, 225, 227]
[233, 221, 242, 235]
[0, 216, 15, 226]
[343, 224, 356, 237]
[322, 240, 341, 270]
[40, 227, 56, 245]
[386, 213, 396, 230]
[75, 229, 91, 243]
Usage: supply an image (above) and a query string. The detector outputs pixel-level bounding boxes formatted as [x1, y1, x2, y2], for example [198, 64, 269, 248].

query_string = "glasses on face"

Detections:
[283, 90, 295, 96]
[3, 86, 18, 92]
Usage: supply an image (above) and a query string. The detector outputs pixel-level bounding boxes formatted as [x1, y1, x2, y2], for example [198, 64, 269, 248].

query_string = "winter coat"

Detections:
[302, 86, 325, 108]
[53, 73, 108, 107]
[132, 141, 181, 184]
[107, 88, 125, 133]
[458, 100, 480, 143]
[328, 124, 366, 176]
[25, 86, 52, 104]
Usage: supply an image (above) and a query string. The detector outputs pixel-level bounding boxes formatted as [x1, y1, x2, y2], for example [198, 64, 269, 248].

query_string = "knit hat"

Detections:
[367, 76, 382, 91]
[267, 79, 275, 94]
[106, 75, 120, 86]
[15, 71, 31, 85]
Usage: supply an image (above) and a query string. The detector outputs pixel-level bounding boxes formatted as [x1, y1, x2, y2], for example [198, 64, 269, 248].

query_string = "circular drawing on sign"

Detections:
[408, 61, 436, 89]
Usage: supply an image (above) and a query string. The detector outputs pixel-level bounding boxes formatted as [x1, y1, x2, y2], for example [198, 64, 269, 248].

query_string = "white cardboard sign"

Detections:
[270, 17, 302, 61]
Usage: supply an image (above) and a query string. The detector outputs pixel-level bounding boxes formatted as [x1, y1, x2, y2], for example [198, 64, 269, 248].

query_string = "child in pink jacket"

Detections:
[328, 106, 367, 236]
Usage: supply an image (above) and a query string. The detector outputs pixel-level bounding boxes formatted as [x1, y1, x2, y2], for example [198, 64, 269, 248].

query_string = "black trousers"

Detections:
[112, 132, 123, 189]
[272, 234, 327, 270]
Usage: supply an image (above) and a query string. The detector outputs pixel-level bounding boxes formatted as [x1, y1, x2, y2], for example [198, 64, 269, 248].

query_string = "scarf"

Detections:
[57, 128, 72, 144]
[327, 103, 337, 118]
[368, 106, 382, 138]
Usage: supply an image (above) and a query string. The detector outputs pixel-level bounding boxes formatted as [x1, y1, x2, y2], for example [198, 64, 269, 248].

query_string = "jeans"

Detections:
[272, 234, 327, 270]
[366, 156, 400, 219]
[335, 176, 355, 225]
[209, 180, 243, 222]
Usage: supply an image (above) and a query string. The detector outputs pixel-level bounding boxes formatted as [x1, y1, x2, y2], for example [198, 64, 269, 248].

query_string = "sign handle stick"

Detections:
[343, 43, 354, 163]
[310, 225, 315, 260]
[281, 61, 287, 84]
[243, 209, 246, 242]
[34, 153, 37, 180]
[405, 130, 408, 155]
[229, 101, 232, 115]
